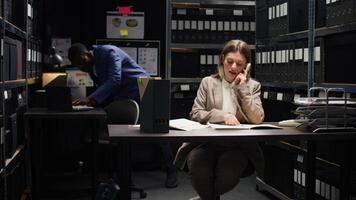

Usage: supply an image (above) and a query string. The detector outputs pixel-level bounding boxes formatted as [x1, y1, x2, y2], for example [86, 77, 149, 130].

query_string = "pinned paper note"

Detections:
[119, 28, 128, 37]
[116, 6, 132, 17]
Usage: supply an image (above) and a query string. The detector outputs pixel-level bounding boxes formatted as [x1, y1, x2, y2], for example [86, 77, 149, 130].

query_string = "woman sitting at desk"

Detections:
[175, 40, 265, 200]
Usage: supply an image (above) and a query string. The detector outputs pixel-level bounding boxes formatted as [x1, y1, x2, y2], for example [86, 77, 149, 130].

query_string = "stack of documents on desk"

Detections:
[208, 123, 282, 130]
[169, 118, 208, 131]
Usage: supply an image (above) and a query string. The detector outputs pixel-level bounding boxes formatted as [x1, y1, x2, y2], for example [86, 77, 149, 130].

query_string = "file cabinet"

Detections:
[1, 0, 43, 199]
[255, 0, 356, 199]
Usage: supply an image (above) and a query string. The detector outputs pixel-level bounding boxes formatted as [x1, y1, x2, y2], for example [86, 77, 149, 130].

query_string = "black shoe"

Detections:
[165, 169, 178, 188]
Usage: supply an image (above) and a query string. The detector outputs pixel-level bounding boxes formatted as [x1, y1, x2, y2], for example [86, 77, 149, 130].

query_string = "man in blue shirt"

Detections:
[68, 43, 149, 106]
[68, 43, 178, 188]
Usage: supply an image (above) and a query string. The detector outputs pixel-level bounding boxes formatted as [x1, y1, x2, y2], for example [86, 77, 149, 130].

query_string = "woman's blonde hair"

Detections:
[216, 40, 251, 80]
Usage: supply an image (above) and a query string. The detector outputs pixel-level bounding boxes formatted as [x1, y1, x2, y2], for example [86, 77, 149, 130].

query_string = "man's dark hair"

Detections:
[68, 43, 88, 65]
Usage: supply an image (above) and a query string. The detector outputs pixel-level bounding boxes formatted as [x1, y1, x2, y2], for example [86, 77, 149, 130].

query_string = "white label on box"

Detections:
[294, 169, 298, 182]
[206, 9, 214, 15]
[185, 20, 191, 30]
[198, 20, 204, 30]
[280, 3, 285, 16]
[178, 20, 184, 30]
[297, 154, 304, 162]
[233, 10, 243, 16]
[277, 93, 283, 101]
[27, 49, 31, 61]
[268, 7, 272, 20]
[272, 6, 275, 19]
[244, 22, 249, 31]
[297, 170, 301, 184]
[282, 50, 286, 63]
[207, 55, 213, 65]
[200, 55, 206, 65]
[211, 21, 217, 31]
[301, 172, 306, 186]
[263, 91, 268, 99]
[256, 52, 260, 64]
[284, 3, 288, 16]
[289, 49, 293, 60]
[204, 21, 210, 30]
[299, 48, 303, 60]
[276, 50, 281, 63]
[326, 0, 331, 4]
[321, 181, 325, 197]
[4, 91, 8, 99]
[294, 94, 301, 102]
[177, 9, 187, 15]
[214, 55, 219, 65]
[224, 21, 230, 31]
[250, 22, 256, 31]
[262, 52, 266, 64]
[230, 21, 237, 31]
[304, 48, 309, 62]
[191, 21, 197, 30]
[218, 21, 224, 31]
[325, 184, 330, 199]
[316, 179, 321, 194]
[276, 4, 280, 18]
[28, 3, 33, 18]
[315, 46, 321, 61]
[237, 21, 243, 31]
[180, 84, 190, 91]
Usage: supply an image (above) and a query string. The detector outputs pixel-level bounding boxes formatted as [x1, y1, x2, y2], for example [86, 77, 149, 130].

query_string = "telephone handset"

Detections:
[245, 63, 251, 78]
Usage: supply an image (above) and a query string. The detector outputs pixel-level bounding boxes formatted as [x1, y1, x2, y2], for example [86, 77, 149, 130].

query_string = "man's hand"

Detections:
[223, 113, 240, 125]
[72, 97, 95, 106]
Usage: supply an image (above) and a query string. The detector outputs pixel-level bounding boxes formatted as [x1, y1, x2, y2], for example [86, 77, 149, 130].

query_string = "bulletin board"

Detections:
[96, 39, 160, 76]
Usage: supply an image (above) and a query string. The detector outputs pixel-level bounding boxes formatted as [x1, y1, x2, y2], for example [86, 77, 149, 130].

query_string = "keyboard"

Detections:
[72, 105, 95, 111]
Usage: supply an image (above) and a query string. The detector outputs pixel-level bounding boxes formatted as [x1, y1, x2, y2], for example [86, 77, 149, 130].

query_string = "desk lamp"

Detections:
[46, 46, 63, 69]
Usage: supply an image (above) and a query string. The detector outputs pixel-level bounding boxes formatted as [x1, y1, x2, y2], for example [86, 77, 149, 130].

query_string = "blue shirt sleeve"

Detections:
[89, 49, 122, 104]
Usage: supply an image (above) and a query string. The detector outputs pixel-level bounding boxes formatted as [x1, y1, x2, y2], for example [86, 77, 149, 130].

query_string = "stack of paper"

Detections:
[169, 118, 208, 131]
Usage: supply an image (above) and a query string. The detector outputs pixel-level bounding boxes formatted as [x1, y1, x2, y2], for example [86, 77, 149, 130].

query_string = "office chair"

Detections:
[103, 99, 147, 199]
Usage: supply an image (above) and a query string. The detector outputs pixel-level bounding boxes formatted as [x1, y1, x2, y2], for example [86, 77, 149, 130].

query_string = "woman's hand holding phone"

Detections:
[233, 63, 251, 85]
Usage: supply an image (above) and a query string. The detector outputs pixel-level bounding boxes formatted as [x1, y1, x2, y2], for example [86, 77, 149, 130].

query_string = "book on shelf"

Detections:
[208, 122, 282, 130]
[169, 118, 208, 131]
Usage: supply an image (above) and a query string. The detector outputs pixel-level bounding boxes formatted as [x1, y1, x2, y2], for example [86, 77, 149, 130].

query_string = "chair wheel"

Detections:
[140, 191, 147, 199]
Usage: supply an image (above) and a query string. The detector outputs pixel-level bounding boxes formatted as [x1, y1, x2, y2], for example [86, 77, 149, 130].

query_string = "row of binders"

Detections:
[294, 153, 341, 200]
[27, 38, 42, 78]
[255, 41, 324, 83]
[258, 0, 356, 39]
[326, 0, 356, 26]
[172, 7, 255, 44]
[200, 54, 219, 77]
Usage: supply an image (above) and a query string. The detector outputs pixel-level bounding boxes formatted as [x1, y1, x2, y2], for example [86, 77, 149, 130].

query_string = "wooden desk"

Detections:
[108, 125, 356, 200]
[25, 108, 107, 200]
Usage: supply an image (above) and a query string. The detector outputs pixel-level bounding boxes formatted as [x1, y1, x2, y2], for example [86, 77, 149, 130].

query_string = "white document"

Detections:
[208, 123, 282, 130]
[170, 118, 208, 131]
